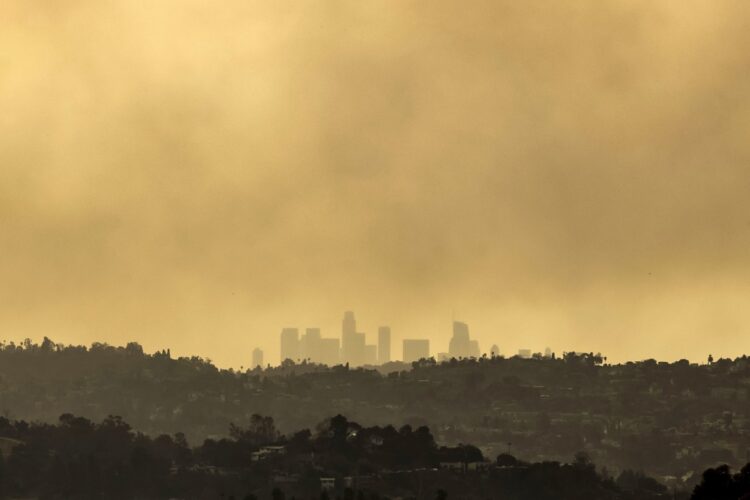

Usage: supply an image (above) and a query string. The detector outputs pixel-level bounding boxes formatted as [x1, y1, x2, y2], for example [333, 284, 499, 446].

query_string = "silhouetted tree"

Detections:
[692, 463, 750, 499]
[616, 470, 666, 496]
[272, 487, 286, 500]
[230, 414, 279, 446]
[496, 453, 518, 467]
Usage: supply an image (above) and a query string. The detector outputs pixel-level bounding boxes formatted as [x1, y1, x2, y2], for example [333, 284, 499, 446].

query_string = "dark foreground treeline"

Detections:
[1, 338, 750, 486]
[1, 413, 725, 500]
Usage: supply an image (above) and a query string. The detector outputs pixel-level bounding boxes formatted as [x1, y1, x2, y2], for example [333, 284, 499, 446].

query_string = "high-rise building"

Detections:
[252, 348, 264, 368]
[341, 311, 357, 364]
[518, 348, 532, 359]
[403, 339, 430, 363]
[364, 344, 377, 365]
[300, 328, 322, 362]
[490, 344, 500, 357]
[469, 340, 480, 358]
[446, 321, 481, 359]
[298, 327, 342, 366]
[319, 338, 340, 366]
[378, 326, 391, 364]
[449, 321, 474, 358]
[342, 311, 356, 336]
[349, 332, 366, 366]
[280, 328, 300, 363]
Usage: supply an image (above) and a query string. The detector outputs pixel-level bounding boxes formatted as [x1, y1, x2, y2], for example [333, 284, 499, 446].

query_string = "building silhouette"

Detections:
[365, 344, 377, 365]
[281, 327, 343, 366]
[351, 332, 366, 366]
[490, 344, 499, 357]
[252, 347, 264, 368]
[280, 328, 300, 363]
[342, 310, 356, 336]
[449, 321, 470, 358]
[279, 312, 389, 367]
[319, 337, 340, 366]
[300, 328, 322, 362]
[403, 339, 430, 363]
[280, 312, 464, 366]
[469, 340, 480, 357]
[341, 311, 359, 365]
[378, 326, 391, 364]
[449, 321, 481, 358]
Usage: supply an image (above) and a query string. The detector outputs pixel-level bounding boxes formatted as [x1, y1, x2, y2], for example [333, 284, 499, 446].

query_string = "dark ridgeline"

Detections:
[1, 337, 750, 497]
[691, 464, 750, 500]
[0, 412, 697, 499]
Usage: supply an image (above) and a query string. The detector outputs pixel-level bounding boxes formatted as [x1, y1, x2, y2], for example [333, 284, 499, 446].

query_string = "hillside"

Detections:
[1, 338, 749, 487]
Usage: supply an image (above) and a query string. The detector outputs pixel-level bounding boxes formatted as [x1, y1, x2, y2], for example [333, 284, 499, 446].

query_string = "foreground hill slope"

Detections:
[1, 338, 749, 485]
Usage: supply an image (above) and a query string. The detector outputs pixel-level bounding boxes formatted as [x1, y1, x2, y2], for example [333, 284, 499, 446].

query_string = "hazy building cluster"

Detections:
[273, 311, 394, 366]
[263, 312, 548, 366]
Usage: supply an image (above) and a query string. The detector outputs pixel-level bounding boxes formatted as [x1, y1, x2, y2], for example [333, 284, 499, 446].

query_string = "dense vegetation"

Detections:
[0, 413, 697, 499]
[1, 338, 749, 490]
[691, 463, 750, 500]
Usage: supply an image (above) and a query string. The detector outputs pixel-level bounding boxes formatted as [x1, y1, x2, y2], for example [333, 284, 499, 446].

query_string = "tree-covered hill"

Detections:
[1, 338, 749, 487]
[0, 412, 686, 500]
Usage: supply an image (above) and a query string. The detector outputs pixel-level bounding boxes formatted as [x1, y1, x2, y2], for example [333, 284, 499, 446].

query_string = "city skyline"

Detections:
[279, 311, 408, 366]
[273, 310, 560, 367]
[0, 307, 660, 370]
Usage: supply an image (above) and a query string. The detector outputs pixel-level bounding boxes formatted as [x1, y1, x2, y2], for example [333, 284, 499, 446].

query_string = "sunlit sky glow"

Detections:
[2, 1, 749, 366]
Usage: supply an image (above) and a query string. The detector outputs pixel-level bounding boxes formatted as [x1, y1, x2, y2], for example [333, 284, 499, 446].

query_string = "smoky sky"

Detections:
[2, 1, 750, 366]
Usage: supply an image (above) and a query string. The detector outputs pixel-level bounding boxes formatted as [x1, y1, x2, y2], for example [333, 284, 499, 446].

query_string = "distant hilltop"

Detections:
[0, 338, 746, 487]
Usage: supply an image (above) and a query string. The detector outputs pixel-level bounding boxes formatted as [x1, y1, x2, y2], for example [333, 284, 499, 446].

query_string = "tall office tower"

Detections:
[378, 326, 391, 364]
[364, 345, 377, 365]
[252, 348, 264, 368]
[301, 328, 322, 362]
[403, 339, 430, 363]
[449, 321, 472, 358]
[469, 340, 480, 358]
[342, 311, 356, 335]
[341, 311, 357, 363]
[490, 344, 500, 357]
[349, 332, 366, 366]
[319, 338, 341, 366]
[280, 327, 300, 363]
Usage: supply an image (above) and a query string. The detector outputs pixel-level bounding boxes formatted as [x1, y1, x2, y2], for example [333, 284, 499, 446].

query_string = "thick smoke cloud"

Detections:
[1, 1, 749, 365]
